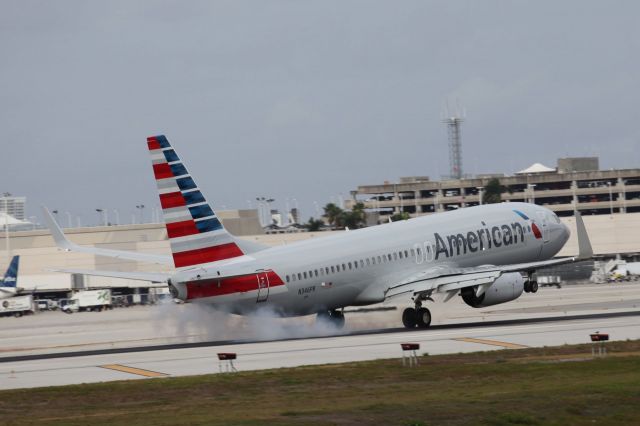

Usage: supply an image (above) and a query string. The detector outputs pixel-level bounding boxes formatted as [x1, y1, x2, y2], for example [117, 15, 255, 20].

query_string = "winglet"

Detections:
[575, 210, 593, 260]
[42, 206, 75, 252]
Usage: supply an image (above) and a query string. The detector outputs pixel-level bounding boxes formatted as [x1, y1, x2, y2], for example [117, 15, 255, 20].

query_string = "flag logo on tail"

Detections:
[147, 135, 244, 268]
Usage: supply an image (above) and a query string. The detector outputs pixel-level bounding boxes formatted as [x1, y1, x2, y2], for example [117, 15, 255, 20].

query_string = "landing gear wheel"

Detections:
[416, 307, 431, 328]
[524, 281, 531, 293]
[316, 310, 345, 329]
[402, 308, 417, 329]
[530, 281, 538, 293]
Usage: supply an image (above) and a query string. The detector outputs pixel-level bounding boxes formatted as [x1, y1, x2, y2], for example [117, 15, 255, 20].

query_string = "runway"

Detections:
[1, 282, 639, 390]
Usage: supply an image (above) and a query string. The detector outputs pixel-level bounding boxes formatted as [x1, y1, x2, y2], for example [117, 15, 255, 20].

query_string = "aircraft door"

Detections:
[256, 271, 270, 303]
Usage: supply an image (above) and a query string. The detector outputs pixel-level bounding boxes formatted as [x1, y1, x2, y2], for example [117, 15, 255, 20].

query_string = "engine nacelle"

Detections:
[461, 272, 524, 308]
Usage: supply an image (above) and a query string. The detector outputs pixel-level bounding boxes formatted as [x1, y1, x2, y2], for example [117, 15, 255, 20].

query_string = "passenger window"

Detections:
[342, 264, 346, 271]
[404, 250, 409, 258]
[297, 273, 301, 280]
[348, 262, 352, 270]
[377, 256, 382, 263]
[326, 267, 330, 274]
[314, 270, 318, 277]
[331, 266, 335, 273]
[360, 260, 364, 267]
[286, 275, 290, 282]
[320, 269, 324, 276]
[303, 272, 307, 279]
[417, 248, 421, 255]
[388, 254, 392, 261]
[366, 258, 370, 266]
[354, 261, 358, 269]
[410, 248, 415, 256]
[398, 252, 403, 259]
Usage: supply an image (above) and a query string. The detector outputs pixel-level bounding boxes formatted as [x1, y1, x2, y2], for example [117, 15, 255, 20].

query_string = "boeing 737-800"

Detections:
[44, 135, 593, 328]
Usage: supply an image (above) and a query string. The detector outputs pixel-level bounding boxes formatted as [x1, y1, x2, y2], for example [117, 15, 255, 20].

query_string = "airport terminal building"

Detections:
[345, 157, 640, 219]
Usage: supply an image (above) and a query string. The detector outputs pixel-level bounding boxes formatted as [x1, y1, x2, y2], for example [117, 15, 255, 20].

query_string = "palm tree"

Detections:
[323, 203, 343, 229]
[483, 178, 505, 204]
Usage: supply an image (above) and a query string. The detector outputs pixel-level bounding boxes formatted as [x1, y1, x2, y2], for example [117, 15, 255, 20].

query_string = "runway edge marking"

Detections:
[454, 337, 529, 349]
[99, 364, 168, 378]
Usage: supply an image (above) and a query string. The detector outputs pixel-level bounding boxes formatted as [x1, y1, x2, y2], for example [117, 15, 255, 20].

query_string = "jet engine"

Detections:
[461, 272, 524, 308]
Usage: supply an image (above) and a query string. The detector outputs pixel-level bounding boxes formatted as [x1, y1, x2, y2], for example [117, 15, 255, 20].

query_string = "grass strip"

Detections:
[1, 340, 640, 425]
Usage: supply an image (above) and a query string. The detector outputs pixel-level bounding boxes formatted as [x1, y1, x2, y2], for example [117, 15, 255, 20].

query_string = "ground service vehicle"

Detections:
[0, 295, 35, 317]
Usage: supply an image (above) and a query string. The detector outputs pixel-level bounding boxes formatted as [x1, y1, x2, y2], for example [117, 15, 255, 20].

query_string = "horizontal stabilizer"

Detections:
[42, 206, 172, 265]
[49, 268, 170, 283]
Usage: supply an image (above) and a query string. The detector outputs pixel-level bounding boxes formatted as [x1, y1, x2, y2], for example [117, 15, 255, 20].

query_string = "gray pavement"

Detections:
[1, 282, 639, 390]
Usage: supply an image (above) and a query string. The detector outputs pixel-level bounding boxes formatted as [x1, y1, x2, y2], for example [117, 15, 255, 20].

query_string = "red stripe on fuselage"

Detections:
[531, 222, 542, 239]
[173, 243, 244, 268]
[186, 270, 284, 300]
[147, 137, 161, 150]
[166, 220, 199, 238]
[153, 163, 173, 180]
[160, 192, 186, 209]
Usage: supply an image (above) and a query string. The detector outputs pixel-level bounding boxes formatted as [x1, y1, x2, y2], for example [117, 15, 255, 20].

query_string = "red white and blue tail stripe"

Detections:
[147, 135, 245, 268]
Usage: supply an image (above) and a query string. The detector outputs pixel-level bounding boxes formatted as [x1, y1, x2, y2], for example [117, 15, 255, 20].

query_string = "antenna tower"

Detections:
[442, 108, 464, 179]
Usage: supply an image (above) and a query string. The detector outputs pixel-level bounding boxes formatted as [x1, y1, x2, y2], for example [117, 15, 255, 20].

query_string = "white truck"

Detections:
[61, 289, 112, 313]
[0, 295, 35, 318]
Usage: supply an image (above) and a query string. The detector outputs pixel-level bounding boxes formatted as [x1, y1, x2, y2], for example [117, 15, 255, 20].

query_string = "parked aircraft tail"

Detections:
[1, 255, 19, 287]
[147, 135, 246, 268]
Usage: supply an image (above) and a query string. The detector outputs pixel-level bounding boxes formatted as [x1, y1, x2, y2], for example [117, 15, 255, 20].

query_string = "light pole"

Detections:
[136, 204, 145, 224]
[266, 198, 275, 225]
[95, 209, 107, 226]
[113, 209, 120, 226]
[607, 182, 613, 215]
[65, 212, 72, 228]
[256, 197, 264, 226]
[478, 187, 484, 206]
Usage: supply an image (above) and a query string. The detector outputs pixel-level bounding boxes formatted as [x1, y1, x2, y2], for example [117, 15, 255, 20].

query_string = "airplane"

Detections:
[0, 256, 21, 299]
[43, 135, 593, 329]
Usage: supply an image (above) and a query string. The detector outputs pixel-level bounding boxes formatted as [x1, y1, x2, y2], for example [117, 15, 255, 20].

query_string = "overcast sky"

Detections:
[2, 1, 639, 226]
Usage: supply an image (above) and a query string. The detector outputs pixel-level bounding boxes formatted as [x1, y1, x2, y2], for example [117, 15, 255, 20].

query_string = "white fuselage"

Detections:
[171, 203, 569, 316]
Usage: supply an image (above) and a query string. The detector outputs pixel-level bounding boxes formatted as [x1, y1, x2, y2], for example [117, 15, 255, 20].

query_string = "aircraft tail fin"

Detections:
[147, 135, 245, 269]
[2, 256, 19, 287]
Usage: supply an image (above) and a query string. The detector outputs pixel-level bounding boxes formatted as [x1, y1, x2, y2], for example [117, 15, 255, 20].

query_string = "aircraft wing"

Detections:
[42, 206, 173, 266]
[385, 211, 593, 301]
[49, 268, 171, 283]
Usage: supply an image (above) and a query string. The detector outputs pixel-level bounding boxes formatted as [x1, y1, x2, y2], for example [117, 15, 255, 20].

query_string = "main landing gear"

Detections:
[524, 273, 538, 294]
[402, 299, 432, 329]
[317, 309, 345, 329]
